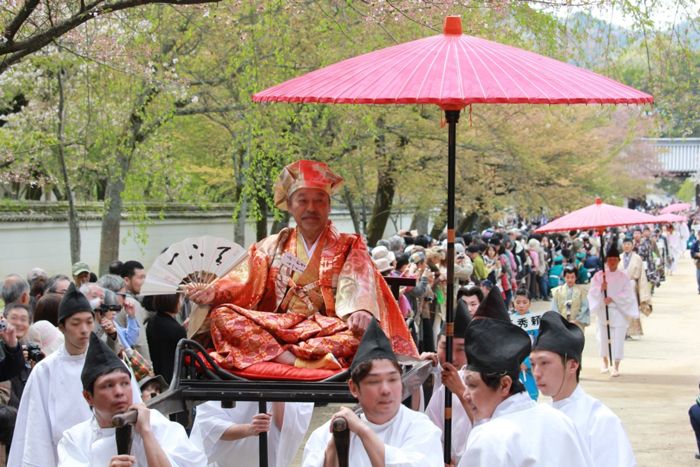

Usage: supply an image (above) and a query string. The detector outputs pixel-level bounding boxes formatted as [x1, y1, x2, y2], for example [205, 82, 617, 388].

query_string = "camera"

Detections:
[24, 343, 44, 363]
[0, 321, 6, 332]
[565, 300, 572, 310]
[424, 296, 434, 303]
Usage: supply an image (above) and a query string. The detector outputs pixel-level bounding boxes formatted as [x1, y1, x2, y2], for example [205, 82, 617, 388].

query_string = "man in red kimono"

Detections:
[188, 160, 416, 371]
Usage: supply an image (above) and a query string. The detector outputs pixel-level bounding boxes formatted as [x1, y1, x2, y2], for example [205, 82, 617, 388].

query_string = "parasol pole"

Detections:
[443, 108, 460, 465]
[597, 228, 614, 368]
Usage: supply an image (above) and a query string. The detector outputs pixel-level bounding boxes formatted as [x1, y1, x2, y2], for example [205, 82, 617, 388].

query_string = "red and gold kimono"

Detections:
[208, 221, 417, 370]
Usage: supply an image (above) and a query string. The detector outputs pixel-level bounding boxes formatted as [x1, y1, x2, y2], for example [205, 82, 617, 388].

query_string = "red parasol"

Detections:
[535, 198, 659, 233]
[253, 17, 652, 463]
[655, 213, 687, 224]
[660, 202, 691, 214]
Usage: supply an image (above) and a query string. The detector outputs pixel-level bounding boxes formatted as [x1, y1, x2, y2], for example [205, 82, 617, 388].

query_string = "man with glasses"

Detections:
[94, 289, 139, 353]
[550, 265, 590, 331]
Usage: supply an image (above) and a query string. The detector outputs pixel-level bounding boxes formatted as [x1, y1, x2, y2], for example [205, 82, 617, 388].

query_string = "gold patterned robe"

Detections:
[208, 221, 417, 370]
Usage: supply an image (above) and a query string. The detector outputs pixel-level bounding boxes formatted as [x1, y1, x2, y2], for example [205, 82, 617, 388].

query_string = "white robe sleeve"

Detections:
[56, 425, 91, 467]
[589, 408, 636, 467]
[587, 272, 605, 318]
[612, 275, 639, 319]
[7, 364, 57, 467]
[275, 403, 314, 467]
[301, 421, 331, 467]
[383, 418, 443, 467]
[458, 429, 508, 467]
[149, 410, 207, 467]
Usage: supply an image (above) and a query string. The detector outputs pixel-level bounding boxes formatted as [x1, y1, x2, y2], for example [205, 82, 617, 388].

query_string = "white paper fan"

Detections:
[141, 236, 248, 295]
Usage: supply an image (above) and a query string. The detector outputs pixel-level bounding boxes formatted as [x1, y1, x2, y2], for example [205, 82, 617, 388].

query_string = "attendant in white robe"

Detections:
[190, 400, 313, 467]
[424, 299, 474, 465]
[666, 225, 683, 273]
[303, 319, 442, 467]
[8, 284, 141, 467]
[531, 311, 636, 467]
[457, 318, 592, 467]
[57, 332, 205, 466]
[588, 242, 638, 376]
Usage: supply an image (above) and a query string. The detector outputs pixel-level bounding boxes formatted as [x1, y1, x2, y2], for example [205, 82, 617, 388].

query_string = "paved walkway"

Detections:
[291, 257, 700, 466]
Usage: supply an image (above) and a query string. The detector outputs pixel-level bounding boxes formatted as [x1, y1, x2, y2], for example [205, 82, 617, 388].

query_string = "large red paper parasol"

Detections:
[660, 202, 691, 214]
[253, 16, 652, 462]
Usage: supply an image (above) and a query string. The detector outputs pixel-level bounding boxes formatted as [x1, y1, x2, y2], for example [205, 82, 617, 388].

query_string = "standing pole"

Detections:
[258, 400, 268, 467]
[443, 109, 460, 465]
[598, 229, 614, 367]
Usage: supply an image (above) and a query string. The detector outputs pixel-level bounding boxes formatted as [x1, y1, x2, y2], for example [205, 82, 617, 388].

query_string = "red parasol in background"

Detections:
[253, 17, 653, 463]
[655, 213, 687, 224]
[535, 198, 657, 370]
[660, 202, 691, 214]
[535, 198, 659, 233]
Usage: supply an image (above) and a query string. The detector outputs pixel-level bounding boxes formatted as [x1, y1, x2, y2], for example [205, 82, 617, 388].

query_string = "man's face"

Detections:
[606, 256, 620, 272]
[141, 382, 162, 402]
[349, 359, 402, 424]
[622, 241, 633, 253]
[54, 279, 70, 294]
[531, 350, 577, 398]
[633, 231, 641, 241]
[6, 307, 30, 339]
[287, 188, 331, 239]
[84, 371, 133, 424]
[564, 272, 576, 288]
[60, 312, 94, 353]
[83, 284, 104, 301]
[643, 229, 651, 239]
[125, 269, 146, 295]
[462, 370, 508, 422]
[462, 295, 480, 316]
[74, 272, 90, 287]
[437, 335, 466, 369]
[514, 296, 530, 314]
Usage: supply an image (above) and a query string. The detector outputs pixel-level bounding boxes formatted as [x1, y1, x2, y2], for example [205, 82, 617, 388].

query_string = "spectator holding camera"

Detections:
[550, 265, 590, 331]
[3, 304, 40, 408]
[0, 312, 25, 382]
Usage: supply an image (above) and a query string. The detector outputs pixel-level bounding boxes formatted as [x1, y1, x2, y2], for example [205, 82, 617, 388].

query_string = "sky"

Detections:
[540, 0, 699, 30]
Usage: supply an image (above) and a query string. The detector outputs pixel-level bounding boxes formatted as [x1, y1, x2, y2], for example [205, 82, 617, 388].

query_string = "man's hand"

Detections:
[131, 403, 152, 436]
[419, 352, 438, 367]
[0, 321, 17, 349]
[604, 297, 613, 305]
[247, 412, 272, 436]
[123, 298, 137, 318]
[441, 362, 466, 396]
[330, 407, 365, 435]
[102, 318, 117, 336]
[109, 455, 136, 466]
[185, 283, 215, 305]
[348, 310, 373, 335]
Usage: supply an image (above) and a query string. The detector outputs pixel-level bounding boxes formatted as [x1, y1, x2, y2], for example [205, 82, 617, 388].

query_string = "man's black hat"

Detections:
[465, 318, 531, 375]
[606, 240, 621, 258]
[58, 283, 94, 324]
[81, 332, 129, 390]
[533, 311, 585, 362]
[472, 287, 510, 322]
[350, 318, 397, 373]
[454, 299, 472, 338]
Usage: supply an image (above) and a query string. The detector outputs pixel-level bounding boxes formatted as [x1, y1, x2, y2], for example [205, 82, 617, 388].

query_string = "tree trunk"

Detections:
[342, 186, 361, 234]
[256, 196, 268, 241]
[99, 152, 129, 274]
[270, 211, 289, 234]
[233, 146, 247, 245]
[430, 204, 447, 240]
[366, 118, 399, 246]
[54, 71, 81, 264]
[457, 212, 480, 234]
[410, 209, 430, 235]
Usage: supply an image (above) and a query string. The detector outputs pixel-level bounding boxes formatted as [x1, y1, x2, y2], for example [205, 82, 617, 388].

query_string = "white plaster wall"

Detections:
[1, 211, 417, 277]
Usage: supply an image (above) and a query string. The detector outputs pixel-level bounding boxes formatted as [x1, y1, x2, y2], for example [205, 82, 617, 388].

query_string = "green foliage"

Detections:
[1, 0, 694, 243]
